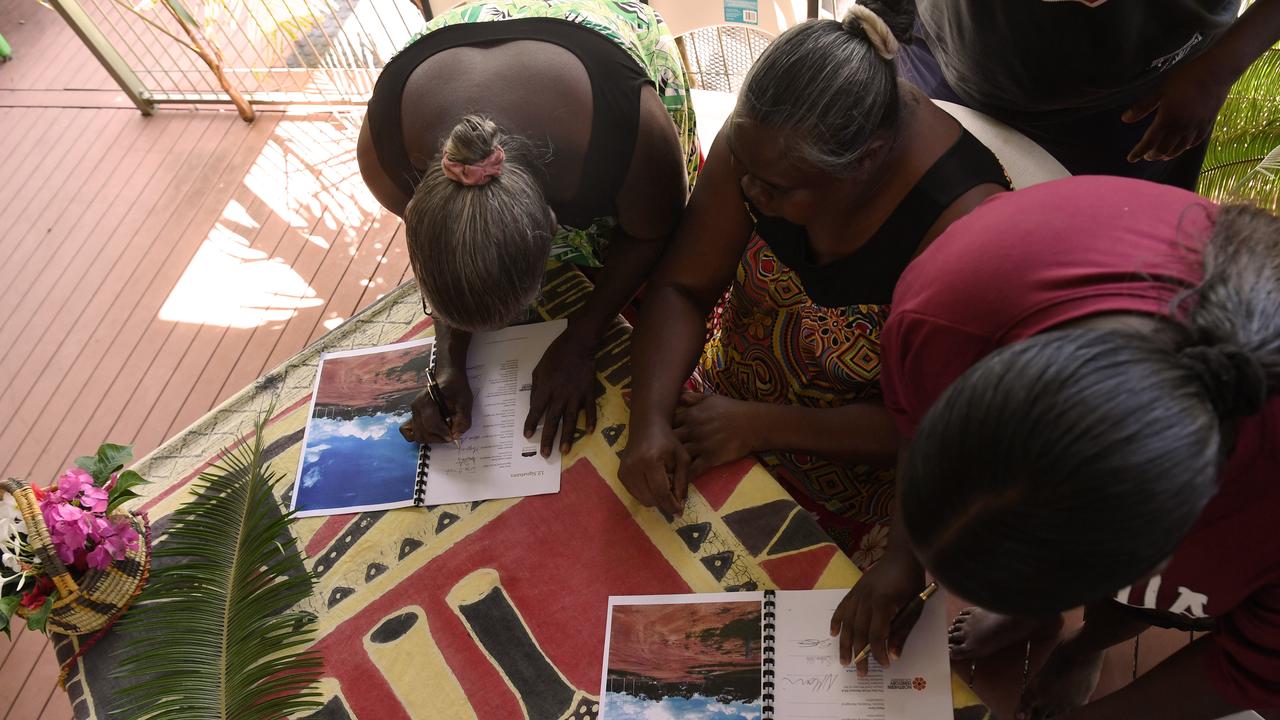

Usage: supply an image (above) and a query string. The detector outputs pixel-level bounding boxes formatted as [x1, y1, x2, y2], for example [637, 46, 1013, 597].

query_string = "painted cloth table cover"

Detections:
[53, 262, 990, 719]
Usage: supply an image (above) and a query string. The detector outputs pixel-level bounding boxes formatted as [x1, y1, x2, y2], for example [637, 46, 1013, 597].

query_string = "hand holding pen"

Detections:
[851, 582, 938, 666]
[401, 368, 473, 447]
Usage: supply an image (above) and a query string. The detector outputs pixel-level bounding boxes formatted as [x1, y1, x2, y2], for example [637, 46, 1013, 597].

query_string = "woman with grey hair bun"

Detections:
[619, 0, 1008, 667]
[357, 0, 698, 456]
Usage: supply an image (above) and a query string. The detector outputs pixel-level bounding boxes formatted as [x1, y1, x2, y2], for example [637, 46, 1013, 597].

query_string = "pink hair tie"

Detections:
[441, 145, 506, 186]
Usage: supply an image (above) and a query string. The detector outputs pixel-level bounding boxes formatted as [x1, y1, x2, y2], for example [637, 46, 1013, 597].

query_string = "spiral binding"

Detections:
[412, 341, 439, 507]
[413, 444, 430, 506]
[762, 590, 776, 719]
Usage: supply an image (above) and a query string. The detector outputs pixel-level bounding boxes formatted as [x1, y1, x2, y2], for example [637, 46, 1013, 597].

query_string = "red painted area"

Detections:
[759, 544, 839, 590]
[311, 457, 692, 718]
[691, 458, 755, 511]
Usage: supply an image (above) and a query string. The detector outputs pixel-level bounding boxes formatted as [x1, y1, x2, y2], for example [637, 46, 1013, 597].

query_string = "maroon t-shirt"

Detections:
[882, 176, 1280, 708]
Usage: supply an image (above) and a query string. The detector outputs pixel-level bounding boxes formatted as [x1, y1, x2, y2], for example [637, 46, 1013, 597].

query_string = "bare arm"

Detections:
[1125, 0, 1280, 162]
[522, 90, 690, 455]
[357, 116, 411, 217]
[619, 129, 755, 514]
[1064, 639, 1241, 720]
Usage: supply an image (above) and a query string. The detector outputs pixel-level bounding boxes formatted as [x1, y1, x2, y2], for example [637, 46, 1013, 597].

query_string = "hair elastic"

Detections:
[441, 145, 506, 186]
[844, 5, 899, 61]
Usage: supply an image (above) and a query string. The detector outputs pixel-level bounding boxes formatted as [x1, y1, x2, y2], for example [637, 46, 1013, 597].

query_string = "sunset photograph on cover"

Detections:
[603, 600, 762, 720]
[293, 341, 431, 513]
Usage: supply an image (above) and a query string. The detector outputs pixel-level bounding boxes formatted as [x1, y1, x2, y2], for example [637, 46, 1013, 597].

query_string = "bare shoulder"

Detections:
[357, 115, 411, 217]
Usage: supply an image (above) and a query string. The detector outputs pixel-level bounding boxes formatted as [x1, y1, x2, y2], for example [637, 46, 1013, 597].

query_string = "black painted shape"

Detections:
[470, 501, 485, 511]
[300, 696, 354, 720]
[327, 586, 355, 608]
[601, 423, 625, 447]
[767, 513, 832, 556]
[365, 562, 388, 583]
[435, 511, 460, 534]
[370, 611, 419, 644]
[700, 551, 735, 581]
[722, 500, 795, 556]
[457, 587, 577, 720]
[312, 512, 383, 579]
[954, 705, 990, 720]
[571, 695, 599, 720]
[263, 427, 306, 464]
[726, 580, 759, 592]
[399, 537, 424, 560]
[675, 522, 712, 552]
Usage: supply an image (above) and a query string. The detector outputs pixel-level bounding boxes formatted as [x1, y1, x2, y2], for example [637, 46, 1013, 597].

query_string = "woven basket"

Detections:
[2, 478, 150, 636]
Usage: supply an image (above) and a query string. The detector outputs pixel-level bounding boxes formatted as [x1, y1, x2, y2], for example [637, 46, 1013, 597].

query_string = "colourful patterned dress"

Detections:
[412, 0, 701, 268]
[694, 237, 897, 560]
[693, 130, 1011, 563]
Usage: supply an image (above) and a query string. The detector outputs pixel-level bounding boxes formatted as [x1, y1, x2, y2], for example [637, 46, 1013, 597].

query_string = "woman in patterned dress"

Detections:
[619, 2, 1009, 559]
[357, 0, 698, 457]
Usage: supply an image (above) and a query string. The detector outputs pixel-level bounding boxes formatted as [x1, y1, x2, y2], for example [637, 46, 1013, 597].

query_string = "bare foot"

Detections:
[948, 608, 1063, 661]
[1016, 640, 1105, 720]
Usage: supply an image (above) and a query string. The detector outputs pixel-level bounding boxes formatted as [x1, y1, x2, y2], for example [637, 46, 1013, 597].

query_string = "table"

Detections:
[54, 262, 991, 719]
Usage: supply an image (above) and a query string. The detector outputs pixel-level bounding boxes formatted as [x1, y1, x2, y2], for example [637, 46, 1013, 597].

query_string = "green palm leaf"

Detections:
[110, 414, 323, 720]
[1198, 8, 1280, 209]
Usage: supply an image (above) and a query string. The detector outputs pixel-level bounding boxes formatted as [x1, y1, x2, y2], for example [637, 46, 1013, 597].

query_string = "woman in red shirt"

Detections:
[832, 176, 1280, 717]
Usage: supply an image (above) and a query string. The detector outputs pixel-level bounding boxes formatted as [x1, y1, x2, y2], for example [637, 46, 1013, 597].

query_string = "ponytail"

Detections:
[1178, 203, 1280, 415]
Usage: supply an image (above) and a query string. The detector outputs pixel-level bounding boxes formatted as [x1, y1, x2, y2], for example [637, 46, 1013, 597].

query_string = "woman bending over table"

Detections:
[618, 1, 1009, 555]
[357, 0, 698, 456]
[834, 175, 1280, 718]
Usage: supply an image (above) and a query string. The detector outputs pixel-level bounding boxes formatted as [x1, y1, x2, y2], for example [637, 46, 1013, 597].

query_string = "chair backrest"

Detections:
[933, 100, 1070, 189]
[647, 0, 813, 38]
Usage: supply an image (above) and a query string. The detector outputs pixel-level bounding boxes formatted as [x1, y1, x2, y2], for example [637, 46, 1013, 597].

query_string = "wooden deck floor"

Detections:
[0, 4, 408, 716]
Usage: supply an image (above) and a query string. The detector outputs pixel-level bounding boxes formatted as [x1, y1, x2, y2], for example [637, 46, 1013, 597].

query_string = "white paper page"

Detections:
[773, 588, 952, 720]
[423, 319, 566, 504]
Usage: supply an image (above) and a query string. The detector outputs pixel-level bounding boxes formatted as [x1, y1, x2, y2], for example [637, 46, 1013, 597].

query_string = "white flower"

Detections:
[1, 552, 19, 573]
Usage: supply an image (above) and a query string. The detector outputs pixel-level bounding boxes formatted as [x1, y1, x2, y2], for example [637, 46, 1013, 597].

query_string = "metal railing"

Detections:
[51, 0, 794, 119]
[49, 0, 428, 118]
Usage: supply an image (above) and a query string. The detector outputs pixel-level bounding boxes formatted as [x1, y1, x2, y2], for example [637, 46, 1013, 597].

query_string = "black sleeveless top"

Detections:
[747, 130, 1012, 307]
[366, 18, 651, 228]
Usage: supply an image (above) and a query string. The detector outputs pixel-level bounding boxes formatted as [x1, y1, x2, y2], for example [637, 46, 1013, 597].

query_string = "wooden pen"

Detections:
[852, 581, 939, 665]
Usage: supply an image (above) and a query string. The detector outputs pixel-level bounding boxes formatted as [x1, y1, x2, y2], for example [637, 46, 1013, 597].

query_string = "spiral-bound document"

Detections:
[290, 320, 566, 517]
[599, 588, 953, 719]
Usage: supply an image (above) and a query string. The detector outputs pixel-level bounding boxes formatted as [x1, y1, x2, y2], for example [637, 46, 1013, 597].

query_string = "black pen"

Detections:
[852, 581, 938, 665]
[424, 368, 461, 450]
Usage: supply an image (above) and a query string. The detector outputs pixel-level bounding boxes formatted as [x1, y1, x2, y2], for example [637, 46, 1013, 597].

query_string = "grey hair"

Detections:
[735, 2, 915, 176]
[405, 114, 554, 332]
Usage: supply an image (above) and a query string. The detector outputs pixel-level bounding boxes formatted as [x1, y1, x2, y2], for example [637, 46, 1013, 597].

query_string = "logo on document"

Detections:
[887, 677, 927, 692]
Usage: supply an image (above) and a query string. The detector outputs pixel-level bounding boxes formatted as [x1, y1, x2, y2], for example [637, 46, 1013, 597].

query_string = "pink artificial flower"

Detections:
[85, 545, 113, 571]
[56, 468, 93, 502]
[104, 473, 118, 492]
[81, 486, 109, 513]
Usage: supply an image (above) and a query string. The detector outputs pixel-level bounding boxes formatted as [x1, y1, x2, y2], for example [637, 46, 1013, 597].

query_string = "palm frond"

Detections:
[110, 414, 323, 720]
[1198, 42, 1280, 210]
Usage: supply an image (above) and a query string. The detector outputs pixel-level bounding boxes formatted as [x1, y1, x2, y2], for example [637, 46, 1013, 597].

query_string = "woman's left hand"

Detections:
[673, 392, 762, 478]
[524, 327, 599, 457]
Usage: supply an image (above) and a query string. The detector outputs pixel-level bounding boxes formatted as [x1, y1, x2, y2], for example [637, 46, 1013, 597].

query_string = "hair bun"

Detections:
[1179, 344, 1268, 418]
[842, 4, 900, 61]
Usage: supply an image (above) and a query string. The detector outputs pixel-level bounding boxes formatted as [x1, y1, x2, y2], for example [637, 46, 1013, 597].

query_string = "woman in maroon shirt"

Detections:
[832, 176, 1280, 717]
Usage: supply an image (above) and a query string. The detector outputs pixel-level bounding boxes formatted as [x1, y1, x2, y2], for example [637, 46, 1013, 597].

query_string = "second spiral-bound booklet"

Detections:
[289, 319, 566, 517]
[599, 588, 952, 720]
